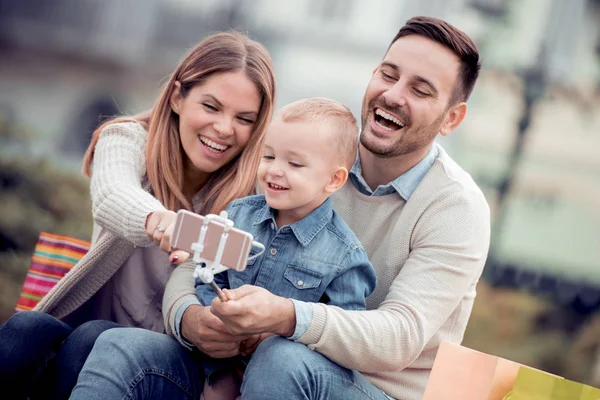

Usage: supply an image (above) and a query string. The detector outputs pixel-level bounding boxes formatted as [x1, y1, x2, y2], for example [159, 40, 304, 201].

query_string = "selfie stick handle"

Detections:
[192, 211, 233, 284]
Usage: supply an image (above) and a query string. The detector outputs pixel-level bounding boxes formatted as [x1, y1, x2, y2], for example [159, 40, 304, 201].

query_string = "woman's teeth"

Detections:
[200, 136, 228, 152]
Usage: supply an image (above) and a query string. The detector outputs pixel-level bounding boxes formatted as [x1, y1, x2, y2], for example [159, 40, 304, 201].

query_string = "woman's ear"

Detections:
[170, 81, 182, 115]
[324, 166, 349, 194]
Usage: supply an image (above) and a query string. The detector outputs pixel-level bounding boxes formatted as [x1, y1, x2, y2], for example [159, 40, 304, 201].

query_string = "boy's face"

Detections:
[258, 118, 339, 222]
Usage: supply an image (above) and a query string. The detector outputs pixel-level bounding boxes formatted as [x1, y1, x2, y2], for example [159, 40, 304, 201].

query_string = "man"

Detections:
[71, 16, 490, 400]
[207, 15, 490, 399]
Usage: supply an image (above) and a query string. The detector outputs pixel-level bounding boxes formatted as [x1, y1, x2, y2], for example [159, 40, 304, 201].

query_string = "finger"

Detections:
[204, 348, 241, 359]
[146, 212, 160, 239]
[223, 288, 234, 301]
[152, 231, 162, 246]
[159, 225, 173, 253]
[169, 250, 189, 264]
[221, 285, 257, 301]
[202, 313, 249, 340]
[203, 326, 253, 342]
[211, 296, 246, 317]
[240, 335, 260, 350]
[200, 340, 240, 353]
[240, 342, 260, 356]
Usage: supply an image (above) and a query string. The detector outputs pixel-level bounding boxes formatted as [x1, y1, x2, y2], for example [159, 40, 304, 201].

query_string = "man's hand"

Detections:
[210, 285, 296, 337]
[239, 333, 275, 356]
[181, 304, 251, 358]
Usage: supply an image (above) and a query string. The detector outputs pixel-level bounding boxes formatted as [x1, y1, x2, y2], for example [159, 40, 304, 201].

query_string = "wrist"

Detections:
[181, 304, 203, 341]
[275, 297, 296, 337]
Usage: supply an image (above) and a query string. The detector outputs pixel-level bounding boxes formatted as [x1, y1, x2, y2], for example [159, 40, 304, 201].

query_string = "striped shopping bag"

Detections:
[15, 232, 90, 312]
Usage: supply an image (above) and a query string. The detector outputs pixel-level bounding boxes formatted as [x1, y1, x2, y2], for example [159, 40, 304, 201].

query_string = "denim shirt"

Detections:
[195, 195, 376, 311]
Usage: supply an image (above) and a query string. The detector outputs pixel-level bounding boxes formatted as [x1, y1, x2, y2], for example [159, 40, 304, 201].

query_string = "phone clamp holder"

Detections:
[191, 210, 233, 285]
[189, 210, 265, 301]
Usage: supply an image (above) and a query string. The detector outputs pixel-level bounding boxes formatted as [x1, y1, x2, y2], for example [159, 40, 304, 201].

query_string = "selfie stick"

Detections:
[190, 210, 265, 301]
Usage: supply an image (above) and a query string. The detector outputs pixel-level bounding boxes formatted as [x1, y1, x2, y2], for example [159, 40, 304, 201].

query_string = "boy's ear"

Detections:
[324, 166, 348, 194]
[170, 81, 182, 115]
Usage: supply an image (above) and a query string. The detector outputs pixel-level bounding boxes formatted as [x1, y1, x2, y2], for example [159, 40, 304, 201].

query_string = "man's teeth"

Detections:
[375, 120, 393, 131]
[200, 137, 228, 151]
[375, 109, 405, 129]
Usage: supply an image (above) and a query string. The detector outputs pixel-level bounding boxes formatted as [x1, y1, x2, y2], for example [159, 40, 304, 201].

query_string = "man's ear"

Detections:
[324, 166, 349, 194]
[439, 102, 467, 136]
[170, 81, 182, 115]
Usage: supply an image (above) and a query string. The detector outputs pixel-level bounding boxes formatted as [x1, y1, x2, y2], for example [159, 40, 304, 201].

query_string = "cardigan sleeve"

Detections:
[90, 122, 166, 247]
[163, 258, 201, 341]
[297, 189, 490, 373]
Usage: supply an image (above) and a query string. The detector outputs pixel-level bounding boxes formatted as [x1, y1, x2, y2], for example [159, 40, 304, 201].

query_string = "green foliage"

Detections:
[0, 121, 92, 323]
[464, 283, 600, 387]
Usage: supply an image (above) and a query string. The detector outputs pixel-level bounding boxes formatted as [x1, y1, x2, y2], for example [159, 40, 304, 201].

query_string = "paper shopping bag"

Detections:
[422, 341, 498, 400]
[581, 384, 600, 400]
[15, 232, 90, 312]
[423, 341, 561, 400]
[505, 366, 600, 400]
[503, 366, 557, 399]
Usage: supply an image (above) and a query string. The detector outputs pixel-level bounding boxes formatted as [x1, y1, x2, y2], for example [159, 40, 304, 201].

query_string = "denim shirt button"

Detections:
[297, 280, 304, 287]
[270, 248, 277, 256]
[270, 222, 275, 230]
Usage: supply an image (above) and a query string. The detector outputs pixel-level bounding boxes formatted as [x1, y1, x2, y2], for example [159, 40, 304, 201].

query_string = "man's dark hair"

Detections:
[391, 16, 482, 104]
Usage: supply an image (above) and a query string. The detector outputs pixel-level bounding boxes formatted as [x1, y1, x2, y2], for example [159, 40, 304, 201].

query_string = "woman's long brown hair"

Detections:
[82, 32, 276, 215]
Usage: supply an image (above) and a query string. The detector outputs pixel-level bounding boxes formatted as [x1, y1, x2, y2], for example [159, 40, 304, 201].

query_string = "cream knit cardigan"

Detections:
[35, 122, 168, 319]
[163, 143, 491, 400]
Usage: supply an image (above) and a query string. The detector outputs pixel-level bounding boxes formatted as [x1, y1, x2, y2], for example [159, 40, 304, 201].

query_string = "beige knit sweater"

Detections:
[163, 144, 490, 400]
[35, 122, 169, 320]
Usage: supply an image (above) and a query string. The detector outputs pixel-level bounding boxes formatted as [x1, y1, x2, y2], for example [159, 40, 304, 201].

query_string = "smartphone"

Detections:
[171, 210, 253, 271]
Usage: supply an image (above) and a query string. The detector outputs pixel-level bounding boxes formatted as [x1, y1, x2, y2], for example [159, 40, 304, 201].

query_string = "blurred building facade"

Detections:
[1, 0, 599, 306]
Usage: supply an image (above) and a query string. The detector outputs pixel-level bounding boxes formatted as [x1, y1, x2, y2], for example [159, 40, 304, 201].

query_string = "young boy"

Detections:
[193, 98, 376, 393]
[195, 97, 375, 313]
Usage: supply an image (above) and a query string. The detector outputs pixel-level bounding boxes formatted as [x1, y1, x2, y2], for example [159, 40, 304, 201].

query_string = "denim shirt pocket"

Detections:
[283, 265, 324, 302]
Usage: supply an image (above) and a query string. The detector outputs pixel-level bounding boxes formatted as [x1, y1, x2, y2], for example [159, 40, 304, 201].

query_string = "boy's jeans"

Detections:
[70, 328, 391, 400]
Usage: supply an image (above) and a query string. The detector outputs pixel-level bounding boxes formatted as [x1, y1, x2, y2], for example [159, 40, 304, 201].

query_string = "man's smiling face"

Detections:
[360, 34, 461, 158]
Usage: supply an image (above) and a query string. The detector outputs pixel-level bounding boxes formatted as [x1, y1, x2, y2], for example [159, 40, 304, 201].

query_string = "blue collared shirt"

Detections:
[349, 144, 439, 199]
[194, 195, 376, 335]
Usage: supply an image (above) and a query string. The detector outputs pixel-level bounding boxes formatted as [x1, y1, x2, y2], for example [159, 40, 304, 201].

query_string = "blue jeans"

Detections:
[242, 336, 391, 400]
[70, 328, 205, 400]
[0, 311, 121, 400]
[71, 329, 391, 400]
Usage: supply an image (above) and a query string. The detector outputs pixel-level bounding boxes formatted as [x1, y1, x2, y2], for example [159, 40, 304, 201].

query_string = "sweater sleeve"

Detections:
[163, 258, 200, 340]
[163, 200, 240, 340]
[297, 189, 491, 373]
[90, 123, 166, 246]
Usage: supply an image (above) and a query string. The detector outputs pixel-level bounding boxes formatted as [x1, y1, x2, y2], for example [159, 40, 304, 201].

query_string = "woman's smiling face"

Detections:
[172, 70, 261, 181]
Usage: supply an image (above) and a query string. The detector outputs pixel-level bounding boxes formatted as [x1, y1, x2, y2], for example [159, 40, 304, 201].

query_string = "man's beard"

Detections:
[360, 96, 445, 158]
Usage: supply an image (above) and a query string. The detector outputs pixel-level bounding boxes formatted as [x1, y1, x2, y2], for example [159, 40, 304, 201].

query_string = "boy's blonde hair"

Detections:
[277, 97, 358, 169]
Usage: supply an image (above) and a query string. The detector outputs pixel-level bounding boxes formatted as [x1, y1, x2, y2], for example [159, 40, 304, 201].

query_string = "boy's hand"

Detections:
[239, 333, 275, 356]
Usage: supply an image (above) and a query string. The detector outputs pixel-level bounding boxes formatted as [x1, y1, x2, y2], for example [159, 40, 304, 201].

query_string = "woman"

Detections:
[0, 31, 276, 400]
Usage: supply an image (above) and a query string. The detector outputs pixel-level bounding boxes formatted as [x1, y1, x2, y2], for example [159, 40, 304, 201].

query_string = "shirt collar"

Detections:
[253, 197, 334, 247]
[349, 143, 439, 200]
